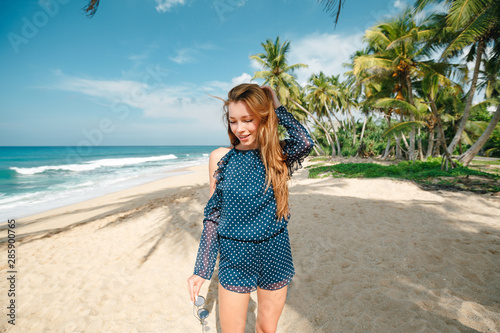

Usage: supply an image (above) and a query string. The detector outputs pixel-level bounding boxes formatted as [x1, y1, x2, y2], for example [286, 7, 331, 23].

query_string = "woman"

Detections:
[187, 83, 314, 332]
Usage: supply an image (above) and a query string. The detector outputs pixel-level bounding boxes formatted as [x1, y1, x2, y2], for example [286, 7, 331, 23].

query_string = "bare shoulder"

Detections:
[208, 147, 231, 184]
[209, 147, 231, 164]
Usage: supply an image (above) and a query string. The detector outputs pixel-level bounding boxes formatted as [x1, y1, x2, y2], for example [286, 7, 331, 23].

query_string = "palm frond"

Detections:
[318, 0, 346, 25]
[83, 0, 100, 17]
[443, 6, 492, 55]
[448, 0, 491, 29]
[374, 98, 418, 113]
[382, 121, 427, 137]
[414, 0, 449, 13]
[353, 56, 393, 75]
[460, 129, 474, 145]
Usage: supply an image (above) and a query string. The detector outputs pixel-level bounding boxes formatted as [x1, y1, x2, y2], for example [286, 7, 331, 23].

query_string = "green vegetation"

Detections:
[470, 160, 500, 166]
[308, 158, 500, 193]
[250, 0, 500, 170]
[309, 156, 329, 162]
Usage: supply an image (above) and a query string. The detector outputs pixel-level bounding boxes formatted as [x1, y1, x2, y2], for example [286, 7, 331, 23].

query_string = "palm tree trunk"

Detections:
[429, 97, 456, 170]
[395, 114, 404, 159]
[382, 138, 391, 160]
[290, 99, 336, 157]
[324, 102, 342, 157]
[425, 127, 435, 159]
[304, 122, 326, 155]
[331, 107, 345, 131]
[458, 104, 500, 166]
[331, 125, 342, 157]
[394, 133, 402, 159]
[312, 145, 320, 156]
[346, 107, 357, 146]
[417, 127, 424, 160]
[433, 129, 441, 157]
[401, 133, 410, 151]
[359, 114, 367, 142]
[447, 39, 485, 155]
[405, 74, 416, 161]
[381, 115, 392, 160]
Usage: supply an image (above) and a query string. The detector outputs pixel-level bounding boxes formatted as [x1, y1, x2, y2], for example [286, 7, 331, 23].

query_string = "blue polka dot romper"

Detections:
[193, 105, 314, 293]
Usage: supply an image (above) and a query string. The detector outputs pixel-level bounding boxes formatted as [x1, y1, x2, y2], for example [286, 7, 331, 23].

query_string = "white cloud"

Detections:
[49, 71, 226, 125]
[414, 2, 449, 24]
[169, 48, 196, 64]
[47, 70, 262, 134]
[202, 73, 255, 97]
[155, 0, 187, 13]
[288, 32, 364, 86]
[250, 58, 262, 70]
[168, 42, 217, 64]
[127, 44, 159, 64]
[231, 73, 254, 86]
[393, 0, 407, 10]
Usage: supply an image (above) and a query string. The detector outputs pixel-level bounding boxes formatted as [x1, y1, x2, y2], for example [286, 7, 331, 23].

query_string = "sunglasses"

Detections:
[193, 295, 210, 330]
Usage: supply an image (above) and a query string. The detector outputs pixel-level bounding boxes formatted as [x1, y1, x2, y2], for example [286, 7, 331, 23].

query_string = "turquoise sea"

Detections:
[0, 146, 219, 222]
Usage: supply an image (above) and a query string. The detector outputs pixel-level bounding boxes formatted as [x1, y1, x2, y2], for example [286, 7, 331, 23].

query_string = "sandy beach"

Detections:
[1, 160, 499, 332]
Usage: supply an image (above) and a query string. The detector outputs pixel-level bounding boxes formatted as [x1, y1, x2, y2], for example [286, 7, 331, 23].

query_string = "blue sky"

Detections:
[1, 0, 419, 146]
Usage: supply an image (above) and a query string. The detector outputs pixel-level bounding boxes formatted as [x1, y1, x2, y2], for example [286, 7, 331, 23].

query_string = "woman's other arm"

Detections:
[187, 147, 229, 302]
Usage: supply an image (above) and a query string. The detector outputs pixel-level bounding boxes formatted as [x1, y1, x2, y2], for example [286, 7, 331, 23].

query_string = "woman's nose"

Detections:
[236, 123, 245, 133]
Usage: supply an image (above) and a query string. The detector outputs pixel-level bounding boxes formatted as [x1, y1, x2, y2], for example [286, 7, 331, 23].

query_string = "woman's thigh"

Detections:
[256, 285, 288, 333]
[218, 280, 251, 333]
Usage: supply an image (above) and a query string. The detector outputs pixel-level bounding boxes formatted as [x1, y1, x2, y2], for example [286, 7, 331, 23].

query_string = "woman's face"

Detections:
[228, 101, 261, 150]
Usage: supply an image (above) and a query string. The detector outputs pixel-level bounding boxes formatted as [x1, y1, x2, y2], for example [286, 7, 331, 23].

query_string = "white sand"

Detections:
[1, 161, 499, 332]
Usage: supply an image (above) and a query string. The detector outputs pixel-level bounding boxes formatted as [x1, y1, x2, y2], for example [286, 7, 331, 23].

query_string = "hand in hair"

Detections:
[261, 86, 282, 109]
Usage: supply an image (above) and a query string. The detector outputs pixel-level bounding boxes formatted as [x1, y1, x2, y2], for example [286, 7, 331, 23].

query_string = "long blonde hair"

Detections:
[222, 83, 290, 221]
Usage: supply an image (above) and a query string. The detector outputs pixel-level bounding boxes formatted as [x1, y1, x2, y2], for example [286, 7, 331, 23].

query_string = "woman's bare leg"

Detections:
[218, 281, 251, 332]
[255, 285, 288, 333]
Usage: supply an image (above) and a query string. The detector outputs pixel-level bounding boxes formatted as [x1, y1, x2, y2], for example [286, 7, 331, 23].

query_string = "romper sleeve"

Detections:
[275, 105, 315, 177]
[193, 188, 221, 280]
[193, 151, 231, 280]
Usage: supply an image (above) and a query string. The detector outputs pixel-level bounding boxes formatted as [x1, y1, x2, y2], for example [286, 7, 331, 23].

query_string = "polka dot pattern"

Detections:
[193, 105, 314, 293]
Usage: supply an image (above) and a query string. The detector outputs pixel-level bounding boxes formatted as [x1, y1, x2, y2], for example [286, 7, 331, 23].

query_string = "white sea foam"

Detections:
[0, 156, 209, 222]
[10, 154, 178, 175]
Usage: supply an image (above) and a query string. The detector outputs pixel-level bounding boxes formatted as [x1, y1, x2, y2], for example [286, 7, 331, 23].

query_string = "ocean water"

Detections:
[0, 146, 219, 222]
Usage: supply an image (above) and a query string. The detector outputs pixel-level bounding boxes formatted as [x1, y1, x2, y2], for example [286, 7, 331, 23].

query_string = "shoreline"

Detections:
[0, 164, 209, 244]
[0, 146, 215, 223]
[0, 160, 207, 224]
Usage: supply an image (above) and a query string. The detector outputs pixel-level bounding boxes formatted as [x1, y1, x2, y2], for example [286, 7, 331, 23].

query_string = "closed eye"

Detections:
[229, 119, 253, 124]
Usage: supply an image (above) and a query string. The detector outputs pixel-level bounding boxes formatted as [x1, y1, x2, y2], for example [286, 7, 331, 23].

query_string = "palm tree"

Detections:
[458, 56, 500, 165]
[415, 0, 500, 156]
[353, 7, 436, 160]
[420, 69, 458, 169]
[290, 98, 337, 157]
[250, 37, 307, 109]
[336, 79, 359, 145]
[250, 37, 335, 157]
[306, 72, 342, 156]
[288, 90, 327, 156]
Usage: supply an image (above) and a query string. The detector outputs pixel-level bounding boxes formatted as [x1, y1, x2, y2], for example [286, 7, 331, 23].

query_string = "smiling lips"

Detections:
[239, 134, 250, 141]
